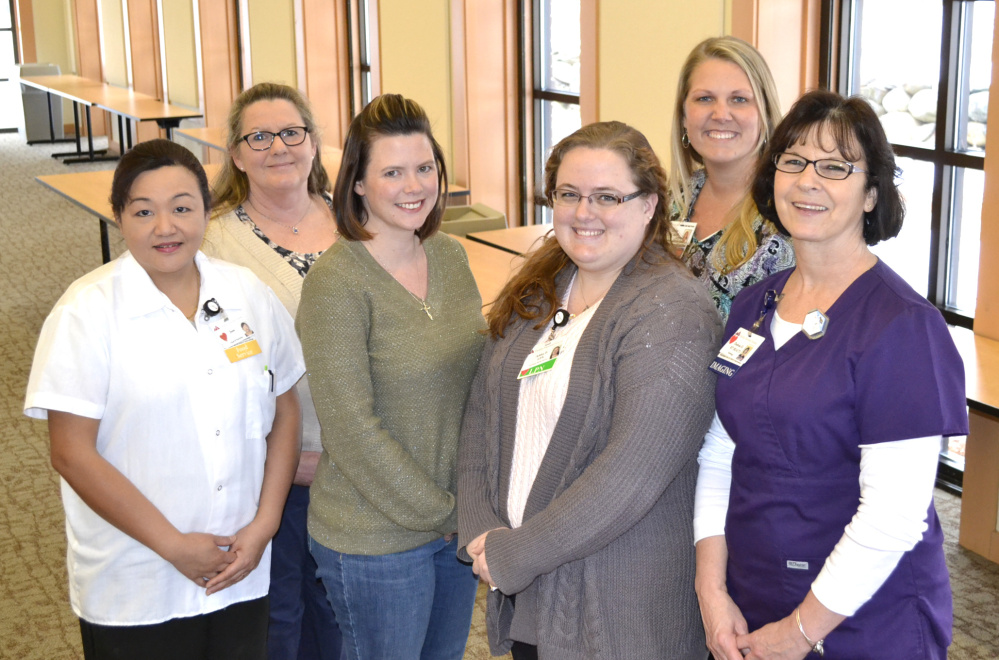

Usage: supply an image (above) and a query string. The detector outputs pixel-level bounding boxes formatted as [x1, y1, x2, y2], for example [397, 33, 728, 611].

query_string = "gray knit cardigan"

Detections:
[458, 249, 721, 659]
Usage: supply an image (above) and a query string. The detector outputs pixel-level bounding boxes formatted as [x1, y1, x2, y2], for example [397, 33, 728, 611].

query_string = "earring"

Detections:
[681, 129, 690, 149]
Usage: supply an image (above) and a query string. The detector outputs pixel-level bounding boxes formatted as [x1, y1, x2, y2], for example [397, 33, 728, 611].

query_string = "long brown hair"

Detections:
[212, 82, 332, 218]
[486, 121, 675, 339]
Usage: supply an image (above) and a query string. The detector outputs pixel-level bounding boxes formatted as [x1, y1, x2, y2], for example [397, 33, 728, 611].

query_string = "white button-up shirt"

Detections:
[25, 251, 304, 625]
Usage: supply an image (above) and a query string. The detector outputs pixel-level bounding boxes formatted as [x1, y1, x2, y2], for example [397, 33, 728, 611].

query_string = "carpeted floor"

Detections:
[1, 132, 997, 659]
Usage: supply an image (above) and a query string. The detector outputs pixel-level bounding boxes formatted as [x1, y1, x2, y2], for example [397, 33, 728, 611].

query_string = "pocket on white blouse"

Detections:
[245, 372, 277, 439]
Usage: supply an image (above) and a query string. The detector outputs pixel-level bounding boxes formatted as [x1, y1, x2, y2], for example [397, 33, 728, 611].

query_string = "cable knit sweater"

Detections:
[201, 206, 323, 453]
[299, 233, 485, 555]
[458, 249, 721, 659]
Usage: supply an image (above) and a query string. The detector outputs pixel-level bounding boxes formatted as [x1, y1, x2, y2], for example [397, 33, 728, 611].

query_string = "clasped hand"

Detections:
[466, 529, 503, 589]
[165, 522, 271, 596]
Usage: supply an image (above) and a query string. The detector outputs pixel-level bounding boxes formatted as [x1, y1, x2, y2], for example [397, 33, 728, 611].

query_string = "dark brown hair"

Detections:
[752, 89, 903, 245]
[213, 82, 331, 217]
[332, 94, 448, 242]
[110, 139, 210, 222]
[486, 120, 675, 339]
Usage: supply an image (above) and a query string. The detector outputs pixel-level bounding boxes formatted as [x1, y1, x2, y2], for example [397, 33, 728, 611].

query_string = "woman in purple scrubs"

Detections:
[694, 90, 967, 660]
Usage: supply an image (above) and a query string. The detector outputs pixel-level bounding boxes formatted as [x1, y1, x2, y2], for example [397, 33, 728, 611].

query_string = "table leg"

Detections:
[62, 106, 116, 164]
[53, 102, 87, 158]
[99, 221, 111, 265]
[27, 90, 77, 147]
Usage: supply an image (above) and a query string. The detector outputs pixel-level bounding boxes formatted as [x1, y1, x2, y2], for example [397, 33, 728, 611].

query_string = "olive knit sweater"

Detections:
[298, 232, 485, 555]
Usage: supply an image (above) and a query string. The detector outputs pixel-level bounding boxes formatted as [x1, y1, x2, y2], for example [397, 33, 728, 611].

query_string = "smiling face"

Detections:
[683, 57, 762, 174]
[118, 165, 208, 289]
[231, 99, 317, 195]
[552, 147, 656, 279]
[353, 133, 439, 238]
[773, 123, 877, 251]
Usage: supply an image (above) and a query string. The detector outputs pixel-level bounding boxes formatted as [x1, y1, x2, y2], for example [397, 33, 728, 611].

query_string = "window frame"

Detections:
[831, 0, 992, 329]
[519, 0, 581, 226]
[345, 0, 378, 118]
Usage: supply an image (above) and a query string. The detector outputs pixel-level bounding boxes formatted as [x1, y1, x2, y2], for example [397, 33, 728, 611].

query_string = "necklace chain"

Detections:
[248, 196, 313, 234]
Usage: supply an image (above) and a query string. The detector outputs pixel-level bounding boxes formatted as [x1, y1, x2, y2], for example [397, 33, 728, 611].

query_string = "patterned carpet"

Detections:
[1, 132, 996, 659]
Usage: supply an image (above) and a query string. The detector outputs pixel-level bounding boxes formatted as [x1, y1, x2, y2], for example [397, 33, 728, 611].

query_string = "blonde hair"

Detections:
[212, 83, 332, 218]
[668, 36, 782, 274]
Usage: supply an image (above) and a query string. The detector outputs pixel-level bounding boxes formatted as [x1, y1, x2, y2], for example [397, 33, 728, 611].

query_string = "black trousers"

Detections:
[79, 596, 268, 660]
[511, 641, 540, 660]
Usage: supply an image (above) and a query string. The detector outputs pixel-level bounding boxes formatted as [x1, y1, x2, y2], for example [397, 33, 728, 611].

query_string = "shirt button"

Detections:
[215, 430, 220, 436]
[217, 485, 223, 491]
[207, 369, 213, 375]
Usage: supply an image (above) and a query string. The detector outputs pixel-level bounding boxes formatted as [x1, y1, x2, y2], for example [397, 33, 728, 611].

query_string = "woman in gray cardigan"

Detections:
[458, 121, 722, 659]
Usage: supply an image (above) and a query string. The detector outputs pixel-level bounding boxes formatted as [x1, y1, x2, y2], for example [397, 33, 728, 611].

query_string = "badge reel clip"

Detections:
[201, 298, 228, 323]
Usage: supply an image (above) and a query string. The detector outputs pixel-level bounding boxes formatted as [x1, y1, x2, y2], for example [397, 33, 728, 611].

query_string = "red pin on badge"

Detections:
[220, 333, 228, 341]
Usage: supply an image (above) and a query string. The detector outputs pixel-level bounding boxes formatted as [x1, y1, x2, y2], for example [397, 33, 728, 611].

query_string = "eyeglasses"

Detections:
[773, 152, 866, 180]
[551, 189, 645, 209]
[240, 126, 310, 151]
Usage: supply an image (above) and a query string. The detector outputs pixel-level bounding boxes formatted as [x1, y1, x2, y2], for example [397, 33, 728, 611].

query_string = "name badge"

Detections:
[709, 328, 765, 378]
[671, 221, 697, 247]
[518, 340, 564, 379]
[213, 318, 263, 363]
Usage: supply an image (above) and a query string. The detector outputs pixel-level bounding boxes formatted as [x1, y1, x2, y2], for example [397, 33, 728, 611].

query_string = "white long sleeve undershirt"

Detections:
[693, 311, 942, 616]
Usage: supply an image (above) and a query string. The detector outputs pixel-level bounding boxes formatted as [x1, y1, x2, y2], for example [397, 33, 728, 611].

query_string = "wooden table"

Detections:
[452, 236, 522, 309]
[90, 84, 202, 144]
[20, 74, 113, 163]
[949, 326, 999, 564]
[467, 223, 552, 255]
[20, 74, 202, 162]
[35, 169, 515, 307]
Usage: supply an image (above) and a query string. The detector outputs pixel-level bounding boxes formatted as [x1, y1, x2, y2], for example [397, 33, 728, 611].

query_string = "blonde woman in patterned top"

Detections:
[669, 36, 795, 322]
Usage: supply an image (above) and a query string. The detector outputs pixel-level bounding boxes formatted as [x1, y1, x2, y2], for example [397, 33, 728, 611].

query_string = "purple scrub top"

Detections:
[716, 260, 967, 659]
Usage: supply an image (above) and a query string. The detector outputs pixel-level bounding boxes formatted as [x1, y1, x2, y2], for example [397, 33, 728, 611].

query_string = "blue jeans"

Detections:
[269, 485, 342, 660]
[309, 535, 478, 660]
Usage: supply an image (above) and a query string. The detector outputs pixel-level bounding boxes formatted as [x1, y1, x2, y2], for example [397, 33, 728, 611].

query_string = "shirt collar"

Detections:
[117, 251, 241, 320]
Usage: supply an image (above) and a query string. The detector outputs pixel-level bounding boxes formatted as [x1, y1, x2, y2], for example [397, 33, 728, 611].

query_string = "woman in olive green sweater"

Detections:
[296, 94, 485, 660]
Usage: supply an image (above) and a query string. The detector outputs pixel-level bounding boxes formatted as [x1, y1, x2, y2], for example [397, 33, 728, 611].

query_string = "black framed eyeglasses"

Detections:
[551, 189, 645, 209]
[240, 126, 310, 151]
[773, 152, 866, 180]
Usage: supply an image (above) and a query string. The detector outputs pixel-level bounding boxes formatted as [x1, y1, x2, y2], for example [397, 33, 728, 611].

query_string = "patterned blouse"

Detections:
[675, 169, 795, 323]
[234, 194, 334, 277]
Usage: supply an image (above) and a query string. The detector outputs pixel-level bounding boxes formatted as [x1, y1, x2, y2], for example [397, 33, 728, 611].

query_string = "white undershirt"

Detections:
[508, 280, 600, 529]
[694, 310, 942, 616]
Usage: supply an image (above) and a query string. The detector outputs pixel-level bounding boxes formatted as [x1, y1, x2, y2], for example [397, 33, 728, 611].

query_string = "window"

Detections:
[839, 0, 993, 327]
[347, 0, 377, 116]
[835, 0, 994, 489]
[522, 0, 580, 224]
[1, 0, 19, 131]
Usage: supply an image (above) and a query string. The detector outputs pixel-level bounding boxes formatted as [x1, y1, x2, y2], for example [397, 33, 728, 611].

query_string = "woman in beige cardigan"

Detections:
[202, 82, 341, 660]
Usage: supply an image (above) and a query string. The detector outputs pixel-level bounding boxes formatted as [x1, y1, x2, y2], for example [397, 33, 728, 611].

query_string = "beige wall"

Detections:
[596, 0, 725, 158]
[101, 0, 128, 86]
[161, 0, 198, 108]
[377, 0, 453, 172]
[246, 0, 297, 87]
[32, 0, 74, 72]
[31, 0, 76, 119]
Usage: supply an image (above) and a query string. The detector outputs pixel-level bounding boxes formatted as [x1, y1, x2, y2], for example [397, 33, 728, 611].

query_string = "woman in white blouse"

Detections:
[25, 139, 302, 660]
